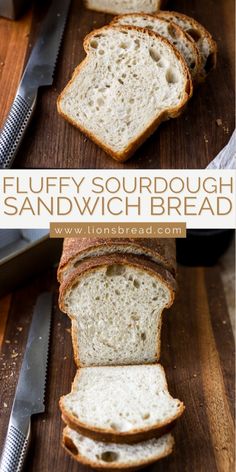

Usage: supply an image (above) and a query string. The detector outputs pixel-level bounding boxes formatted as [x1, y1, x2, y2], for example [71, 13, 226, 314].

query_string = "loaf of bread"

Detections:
[58, 239, 184, 467]
[59, 254, 176, 367]
[57, 25, 192, 161]
[112, 13, 201, 81]
[58, 237, 177, 282]
[157, 11, 217, 79]
[84, 0, 166, 15]
[63, 425, 174, 470]
[60, 365, 184, 443]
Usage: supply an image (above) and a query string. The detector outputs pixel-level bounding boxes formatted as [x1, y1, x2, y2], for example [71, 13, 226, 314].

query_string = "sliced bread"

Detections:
[59, 254, 176, 367]
[60, 365, 184, 443]
[63, 426, 174, 470]
[112, 13, 201, 81]
[57, 25, 192, 161]
[84, 0, 165, 15]
[157, 11, 217, 79]
[57, 237, 176, 282]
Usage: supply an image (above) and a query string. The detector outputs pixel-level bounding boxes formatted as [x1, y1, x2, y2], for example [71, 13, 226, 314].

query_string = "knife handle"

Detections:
[0, 93, 37, 169]
[0, 421, 30, 472]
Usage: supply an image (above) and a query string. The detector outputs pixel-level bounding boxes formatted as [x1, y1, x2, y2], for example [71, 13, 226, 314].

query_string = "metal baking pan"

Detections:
[0, 0, 30, 19]
[0, 229, 62, 296]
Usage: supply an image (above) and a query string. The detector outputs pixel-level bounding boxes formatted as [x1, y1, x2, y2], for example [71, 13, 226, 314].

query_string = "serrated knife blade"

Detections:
[0, 0, 71, 169]
[0, 292, 53, 472]
[21, 0, 71, 89]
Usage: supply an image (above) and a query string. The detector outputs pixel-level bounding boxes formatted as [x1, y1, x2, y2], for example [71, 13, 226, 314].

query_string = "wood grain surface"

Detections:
[0, 0, 234, 169]
[0, 264, 234, 471]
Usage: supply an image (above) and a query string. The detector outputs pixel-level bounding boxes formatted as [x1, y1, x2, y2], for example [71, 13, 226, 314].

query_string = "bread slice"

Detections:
[57, 25, 192, 161]
[60, 365, 184, 443]
[157, 11, 217, 79]
[112, 13, 201, 81]
[84, 0, 165, 15]
[59, 254, 176, 367]
[57, 237, 177, 283]
[63, 426, 174, 470]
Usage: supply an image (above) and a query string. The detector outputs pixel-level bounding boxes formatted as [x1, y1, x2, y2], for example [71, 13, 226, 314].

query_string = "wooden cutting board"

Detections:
[0, 264, 234, 471]
[0, 0, 234, 169]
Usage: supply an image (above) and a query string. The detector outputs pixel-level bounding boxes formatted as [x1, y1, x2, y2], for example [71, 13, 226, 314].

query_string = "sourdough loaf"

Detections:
[63, 425, 174, 470]
[84, 0, 166, 15]
[59, 254, 176, 367]
[60, 365, 184, 443]
[157, 11, 217, 79]
[58, 237, 177, 282]
[112, 13, 201, 81]
[57, 25, 192, 161]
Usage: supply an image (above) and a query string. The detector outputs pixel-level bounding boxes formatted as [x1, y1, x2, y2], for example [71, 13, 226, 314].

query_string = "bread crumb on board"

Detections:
[216, 118, 222, 126]
[11, 353, 18, 359]
[216, 118, 229, 134]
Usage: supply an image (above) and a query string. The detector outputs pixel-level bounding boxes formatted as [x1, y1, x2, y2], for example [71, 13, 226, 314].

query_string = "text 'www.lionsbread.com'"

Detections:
[50, 223, 186, 238]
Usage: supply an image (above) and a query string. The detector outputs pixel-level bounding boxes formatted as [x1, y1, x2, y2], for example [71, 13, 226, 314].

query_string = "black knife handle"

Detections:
[0, 422, 30, 472]
[0, 93, 37, 169]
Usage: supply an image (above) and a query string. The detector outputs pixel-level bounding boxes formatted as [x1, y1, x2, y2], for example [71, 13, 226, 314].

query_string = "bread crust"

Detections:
[62, 413, 176, 444]
[111, 13, 201, 81]
[59, 253, 176, 367]
[60, 365, 184, 444]
[59, 253, 177, 311]
[84, 0, 166, 15]
[157, 11, 217, 79]
[57, 237, 177, 282]
[62, 427, 174, 470]
[57, 25, 192, 161]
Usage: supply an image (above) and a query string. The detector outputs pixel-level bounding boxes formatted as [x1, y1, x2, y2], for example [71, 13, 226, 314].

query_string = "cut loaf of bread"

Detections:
[58, 237, 176, 282]
[157, 11, 217, 79]
[84, 0, 165, 15]
[57, 25, 192, 161]
[63, 426, 174, 470]
[59, 254, 176, 367]
[60, 365, 184, 443]
[112, 14, 201, 81]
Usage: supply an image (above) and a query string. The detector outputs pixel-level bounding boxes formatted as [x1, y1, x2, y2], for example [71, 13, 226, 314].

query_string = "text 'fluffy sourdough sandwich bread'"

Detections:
[63, 426, 174, 470]
[57, 237, 177, 282]
[59, 254, 176, 366]
[112, 14, 201, 81]
[57, 25, 192, 161]
[157, 11, 217, 79]
[60, 365, 184, 443]
[84, 0, 166, 15]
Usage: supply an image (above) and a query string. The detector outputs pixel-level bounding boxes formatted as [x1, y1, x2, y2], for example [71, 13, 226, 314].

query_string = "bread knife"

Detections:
[0, 0, 71, 169]
[0, 292, 53, 472]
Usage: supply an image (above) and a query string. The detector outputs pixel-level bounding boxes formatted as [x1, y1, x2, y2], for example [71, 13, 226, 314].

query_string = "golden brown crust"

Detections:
[111, 13, 201, 81]
[71, 320, 81, 367]
[62, 413, 177, 444]
[157, 11, 217, 79]
[59, 365, 184, 444]
[84, 0, 167, 15]
[57, 25, 192, 162]
[62, 426, 174, 471]
[57, 237, 177, 282]
[59, 253, 177, 314]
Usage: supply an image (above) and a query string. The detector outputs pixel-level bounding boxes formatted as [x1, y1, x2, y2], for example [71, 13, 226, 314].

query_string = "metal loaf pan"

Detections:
[0, 230, 62, 297]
